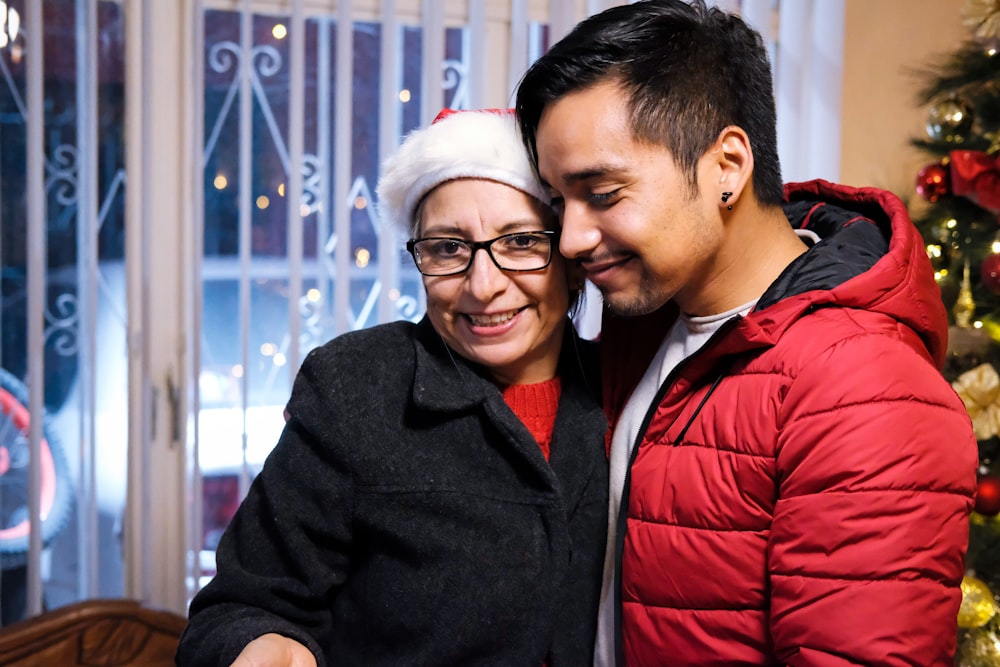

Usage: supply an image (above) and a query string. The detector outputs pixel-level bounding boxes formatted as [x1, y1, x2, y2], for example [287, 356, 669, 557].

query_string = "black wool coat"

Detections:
[176, 317, 609, 666]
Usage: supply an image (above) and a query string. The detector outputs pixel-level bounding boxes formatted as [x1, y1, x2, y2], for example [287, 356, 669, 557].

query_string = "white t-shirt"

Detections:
[592, 300, 756, 667]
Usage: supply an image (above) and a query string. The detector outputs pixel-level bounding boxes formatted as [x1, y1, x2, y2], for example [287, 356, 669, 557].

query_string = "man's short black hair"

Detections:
[515, 0, 784, 205]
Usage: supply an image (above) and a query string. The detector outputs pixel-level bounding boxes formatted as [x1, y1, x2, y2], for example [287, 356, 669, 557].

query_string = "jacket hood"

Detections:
[747, 179, 949, 367]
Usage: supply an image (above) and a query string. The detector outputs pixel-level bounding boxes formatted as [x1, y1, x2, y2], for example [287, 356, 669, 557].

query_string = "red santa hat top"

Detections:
[376, 108, 550, 237]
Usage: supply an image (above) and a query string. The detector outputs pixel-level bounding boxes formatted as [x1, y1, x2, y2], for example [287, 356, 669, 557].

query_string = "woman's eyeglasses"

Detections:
[406, 230, 557, 277]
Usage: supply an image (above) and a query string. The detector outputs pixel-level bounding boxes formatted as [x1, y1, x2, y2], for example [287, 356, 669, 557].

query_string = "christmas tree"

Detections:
[910, 1, 1000, 663]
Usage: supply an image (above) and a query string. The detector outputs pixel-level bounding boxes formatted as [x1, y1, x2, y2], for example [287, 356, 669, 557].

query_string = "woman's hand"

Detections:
[229, 634, 317, 667]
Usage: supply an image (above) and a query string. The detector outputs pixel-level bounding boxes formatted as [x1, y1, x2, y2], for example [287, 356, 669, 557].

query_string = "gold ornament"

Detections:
[952, 364, 1000, 440]
[960, 575, 999, 629]
[955, 260, 978, 328]
[927, 96, 975, 143]
[964, 0, 1000, 46]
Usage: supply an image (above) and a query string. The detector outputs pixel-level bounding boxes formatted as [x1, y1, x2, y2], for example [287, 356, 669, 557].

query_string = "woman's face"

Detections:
[417, 178, 572, 386]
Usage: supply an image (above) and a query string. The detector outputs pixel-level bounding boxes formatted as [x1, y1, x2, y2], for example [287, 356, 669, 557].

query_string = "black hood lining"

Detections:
[757, 200, 891, 311]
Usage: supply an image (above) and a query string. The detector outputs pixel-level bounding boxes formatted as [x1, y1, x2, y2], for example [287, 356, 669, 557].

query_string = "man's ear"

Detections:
[712, 125, 754, 209]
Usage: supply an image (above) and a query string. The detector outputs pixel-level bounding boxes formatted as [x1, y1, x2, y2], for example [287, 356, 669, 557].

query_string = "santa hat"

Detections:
[376, 108, 550, 236]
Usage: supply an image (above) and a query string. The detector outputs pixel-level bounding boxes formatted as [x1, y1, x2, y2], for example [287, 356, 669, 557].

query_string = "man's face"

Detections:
[535, 80, 724, 317]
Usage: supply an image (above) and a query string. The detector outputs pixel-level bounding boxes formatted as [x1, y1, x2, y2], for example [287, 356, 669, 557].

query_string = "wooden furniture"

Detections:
[0, 598, 187, 666]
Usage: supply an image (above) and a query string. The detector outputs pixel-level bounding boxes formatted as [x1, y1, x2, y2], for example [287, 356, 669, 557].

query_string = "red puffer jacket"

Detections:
[602, 180, 978, 666]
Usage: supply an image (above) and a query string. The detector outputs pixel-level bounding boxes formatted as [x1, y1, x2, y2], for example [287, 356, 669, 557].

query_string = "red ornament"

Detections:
[916, 162, 951, 202]
[976, 473, 1000, 516]
[982, 254, 1000, 293]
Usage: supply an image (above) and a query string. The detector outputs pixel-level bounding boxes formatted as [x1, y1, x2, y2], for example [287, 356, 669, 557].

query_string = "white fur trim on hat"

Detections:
[375, 109, 550, 236]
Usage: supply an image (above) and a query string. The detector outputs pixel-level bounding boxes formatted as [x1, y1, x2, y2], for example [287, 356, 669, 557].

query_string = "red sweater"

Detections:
[502, 378, 561, 460]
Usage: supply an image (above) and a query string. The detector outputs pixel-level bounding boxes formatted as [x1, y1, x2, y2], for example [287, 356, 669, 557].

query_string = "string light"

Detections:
[0, 3, 19, 46]
[0, 3, 22, 61]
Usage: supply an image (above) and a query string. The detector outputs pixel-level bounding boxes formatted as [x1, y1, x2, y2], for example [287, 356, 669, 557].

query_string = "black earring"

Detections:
[721, 192, 733, 210]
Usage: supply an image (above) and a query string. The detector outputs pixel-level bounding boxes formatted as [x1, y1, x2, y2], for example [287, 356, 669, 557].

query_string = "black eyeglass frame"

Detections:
[406, 230, 559, 277]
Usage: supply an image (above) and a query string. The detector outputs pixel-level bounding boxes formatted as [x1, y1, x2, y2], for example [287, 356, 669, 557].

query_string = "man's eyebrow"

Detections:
[542, 166, 615, 189]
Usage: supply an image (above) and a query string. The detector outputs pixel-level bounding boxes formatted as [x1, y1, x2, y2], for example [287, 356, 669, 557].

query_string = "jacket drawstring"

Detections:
[673, 367, 728, 446]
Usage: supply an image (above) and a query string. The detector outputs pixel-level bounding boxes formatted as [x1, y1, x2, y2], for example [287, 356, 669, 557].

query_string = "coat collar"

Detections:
[410, 316, 497, 413]
[409, 316, 607, 500]
[410, 315, 603, 414]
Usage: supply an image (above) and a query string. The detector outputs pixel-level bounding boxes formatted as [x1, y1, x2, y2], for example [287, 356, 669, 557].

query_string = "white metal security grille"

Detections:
[0, 0, 129, 622]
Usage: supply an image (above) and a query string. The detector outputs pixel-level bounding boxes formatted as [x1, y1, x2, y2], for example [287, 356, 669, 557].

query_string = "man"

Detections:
[515, 1, 978, 665]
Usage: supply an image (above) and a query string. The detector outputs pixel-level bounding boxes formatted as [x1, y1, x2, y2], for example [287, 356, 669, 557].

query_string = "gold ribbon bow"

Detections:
[953, 362, 1000, 440]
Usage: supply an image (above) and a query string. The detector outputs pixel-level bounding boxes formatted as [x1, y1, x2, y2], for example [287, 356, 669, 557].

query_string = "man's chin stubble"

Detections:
[601, 291, 667, 318]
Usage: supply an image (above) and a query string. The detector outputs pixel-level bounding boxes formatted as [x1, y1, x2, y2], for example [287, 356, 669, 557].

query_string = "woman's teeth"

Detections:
[468, 310, 518, 326]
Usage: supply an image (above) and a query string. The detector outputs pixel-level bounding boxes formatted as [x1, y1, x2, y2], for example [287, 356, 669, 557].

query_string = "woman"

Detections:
[176, 108, 608, 667]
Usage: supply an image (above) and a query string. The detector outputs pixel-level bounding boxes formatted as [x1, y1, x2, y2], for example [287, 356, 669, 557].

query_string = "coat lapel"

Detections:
[548, 334, 607, 516]
[410, 316, 606, 503]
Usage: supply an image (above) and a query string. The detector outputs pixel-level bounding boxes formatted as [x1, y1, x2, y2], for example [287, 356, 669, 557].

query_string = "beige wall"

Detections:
[839, 0, 968, 203]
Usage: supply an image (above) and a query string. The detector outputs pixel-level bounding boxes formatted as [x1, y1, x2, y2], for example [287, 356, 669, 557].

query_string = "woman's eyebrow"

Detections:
[419, 219, 545, 238]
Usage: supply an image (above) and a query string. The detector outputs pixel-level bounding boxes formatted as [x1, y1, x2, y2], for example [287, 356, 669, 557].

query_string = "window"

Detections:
[0, 0, 128, 623]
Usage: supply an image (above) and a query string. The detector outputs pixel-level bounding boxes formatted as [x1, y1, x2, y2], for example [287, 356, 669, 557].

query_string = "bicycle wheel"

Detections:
[0, 368, 74, 568]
